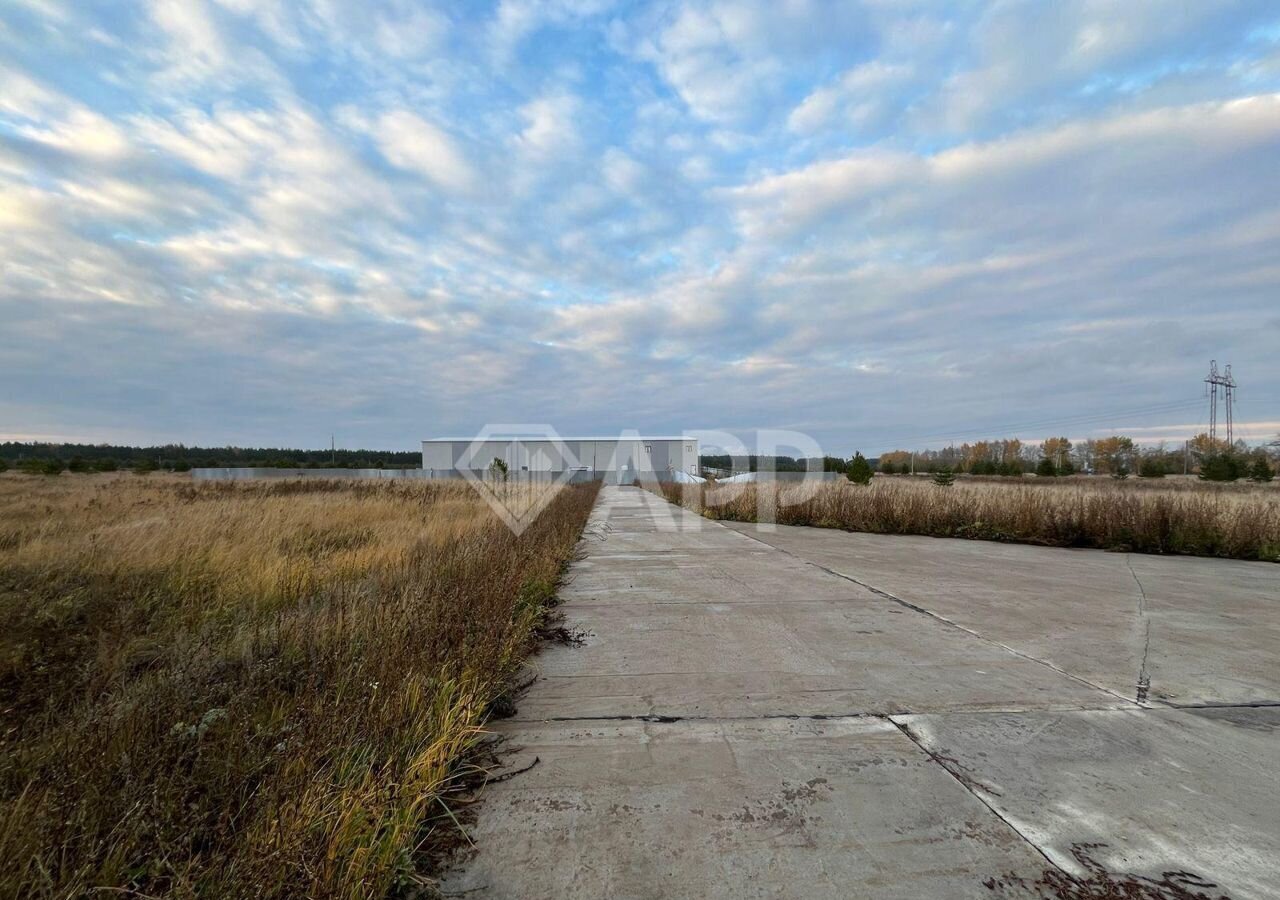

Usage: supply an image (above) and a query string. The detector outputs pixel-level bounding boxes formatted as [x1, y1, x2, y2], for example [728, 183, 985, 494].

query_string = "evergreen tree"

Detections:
[846, 453, 873, 485]
[1111, 464, 1129, 480]
[1138, 457, 1165, 478]
[1248, 455, 1274, 483]
[880, 460, 896, 475]
[1199, 454, 1241, 482]
[1058, 459, 1076, 476]
[68, 456, 90, 473]
[0, 458, 7, 472]
[932, 466, 955, 487]
[1035, 457, 1056, 477]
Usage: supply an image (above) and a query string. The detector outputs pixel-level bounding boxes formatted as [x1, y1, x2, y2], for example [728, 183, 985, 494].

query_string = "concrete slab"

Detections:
[518, 592, 1116, 717]
[440, 717, 1051, 899]
[893, 707, 1280, 899]
[444, 488, 1278, 897]
[723, 523, 1280, 706]
[522, 493, 1114, 720]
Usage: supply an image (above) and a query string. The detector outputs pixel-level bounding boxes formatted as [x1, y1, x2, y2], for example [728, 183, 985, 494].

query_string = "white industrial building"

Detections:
[422, 435, 699, 482]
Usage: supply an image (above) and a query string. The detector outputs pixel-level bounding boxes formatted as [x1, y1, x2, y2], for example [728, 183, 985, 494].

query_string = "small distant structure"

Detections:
[1204, 360, 1236, 444]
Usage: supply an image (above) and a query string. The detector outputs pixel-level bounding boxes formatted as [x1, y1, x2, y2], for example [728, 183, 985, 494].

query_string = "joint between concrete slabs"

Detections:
[886, 716, 1069, 878]
[510, 698, 1276, 725]
[724, 520, 1144, 710]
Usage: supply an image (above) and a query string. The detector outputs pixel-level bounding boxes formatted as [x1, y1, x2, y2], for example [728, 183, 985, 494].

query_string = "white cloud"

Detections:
[515, 92, 580, 160]
[370, 109, 477, 193]
[787, 61, 914, 133]
[0, 71, 131, 158]
[373, 6, 449, 58]
[921, 1, 1274, 134]
[148, 0, 230, 78]
[632, 0, 873, 124]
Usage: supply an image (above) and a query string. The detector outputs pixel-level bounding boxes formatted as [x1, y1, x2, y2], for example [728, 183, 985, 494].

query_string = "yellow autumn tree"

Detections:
[1187, 432, 1231, 458]
[1040, 437, 1072, 466]
[1093, 436, 1136, 473]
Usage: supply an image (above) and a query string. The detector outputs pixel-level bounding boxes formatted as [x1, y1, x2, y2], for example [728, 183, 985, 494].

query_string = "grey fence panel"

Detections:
[189, 468, 616, 483]
[188, 467, 736, 484]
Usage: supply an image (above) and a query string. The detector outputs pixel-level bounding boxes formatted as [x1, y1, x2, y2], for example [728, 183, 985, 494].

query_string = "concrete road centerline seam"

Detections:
[723, 519, 1142, 709]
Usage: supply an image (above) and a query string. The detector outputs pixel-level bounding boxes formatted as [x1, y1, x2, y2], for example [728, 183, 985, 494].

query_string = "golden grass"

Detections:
[0, 472, 599, 898]
[661, 476, 1280, 561]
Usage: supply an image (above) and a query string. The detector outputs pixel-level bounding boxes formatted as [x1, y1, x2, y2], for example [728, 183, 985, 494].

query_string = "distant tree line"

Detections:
[0, 442, 421, 473]
[700, 435, 1277, 484]
[869, 432, 1277, 483]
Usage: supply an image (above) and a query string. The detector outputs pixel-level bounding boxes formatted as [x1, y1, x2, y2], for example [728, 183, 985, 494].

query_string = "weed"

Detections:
[0, 473, 599, 898]
[660, 477, 1279, 561]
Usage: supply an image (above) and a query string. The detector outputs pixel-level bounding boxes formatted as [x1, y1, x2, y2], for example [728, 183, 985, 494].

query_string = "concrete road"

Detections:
[441, 487, 1279, 898]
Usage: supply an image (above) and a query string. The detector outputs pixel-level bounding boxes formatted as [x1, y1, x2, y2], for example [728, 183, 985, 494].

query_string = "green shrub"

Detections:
[1111, 464, 1129, 480]
[96, 458, 118, 472]
[879, 460, 896, 475]
[1249, 455, 1274, 483]
[0, 458, 7, 473]
[932, 467, 956, 487]
[1138, 457, 1166, 478]
[67, 456, 90, 473]
[846, 453, 873, 485]
[1199, 454, 1241, 482]
[1035, 457, 1056, 477]
[133, 458, 158, 475]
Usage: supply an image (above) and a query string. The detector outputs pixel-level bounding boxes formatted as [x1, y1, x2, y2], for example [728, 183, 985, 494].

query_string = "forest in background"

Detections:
[0, 442, 420, 472]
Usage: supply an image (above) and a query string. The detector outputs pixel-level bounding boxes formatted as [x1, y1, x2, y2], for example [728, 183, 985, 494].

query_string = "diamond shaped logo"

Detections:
[456, 425, 584, 535]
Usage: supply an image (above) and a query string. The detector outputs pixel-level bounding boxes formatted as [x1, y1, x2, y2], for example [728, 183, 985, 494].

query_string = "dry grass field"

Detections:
[662, 476, 1280, 561]
[0, 473, 598, 898]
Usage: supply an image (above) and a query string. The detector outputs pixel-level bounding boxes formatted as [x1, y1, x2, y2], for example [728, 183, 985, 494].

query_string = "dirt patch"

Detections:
[984, 843, 1230, 899]
[535, 622, 589, 645]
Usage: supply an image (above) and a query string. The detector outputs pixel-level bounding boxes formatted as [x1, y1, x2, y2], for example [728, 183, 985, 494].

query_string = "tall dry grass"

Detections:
[661, 477, 1280, 561]
[0, 473, 599, 898]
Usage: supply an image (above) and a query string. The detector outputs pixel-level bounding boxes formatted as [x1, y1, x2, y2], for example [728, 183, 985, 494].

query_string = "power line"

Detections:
[876, 398, 1204, 449]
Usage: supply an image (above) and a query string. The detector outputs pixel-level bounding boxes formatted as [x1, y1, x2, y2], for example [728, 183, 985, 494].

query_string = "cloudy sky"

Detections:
[3, 1, 1279, 455]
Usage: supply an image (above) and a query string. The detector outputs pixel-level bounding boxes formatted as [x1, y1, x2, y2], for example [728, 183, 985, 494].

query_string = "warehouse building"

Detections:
[422, 435, 699, 482]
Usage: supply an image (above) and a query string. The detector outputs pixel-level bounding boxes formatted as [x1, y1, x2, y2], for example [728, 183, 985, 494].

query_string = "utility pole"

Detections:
[1204, 360, 1236, 445]
[910, 451, 915, 476]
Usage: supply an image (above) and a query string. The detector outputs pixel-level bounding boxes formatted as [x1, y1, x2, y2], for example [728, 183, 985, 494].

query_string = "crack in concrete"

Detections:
[888, 718, 1069, 877]
[1163, 699, 1280, 709]
[525, 712, 885, 724]
[1127, 554, 1153, 704]
[727, 524, 1141, 709]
